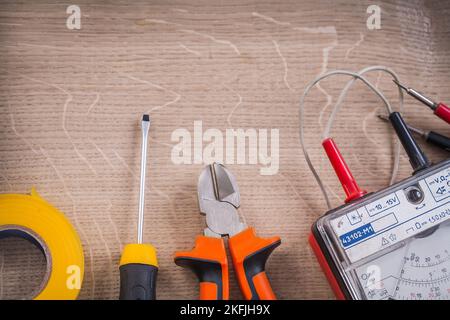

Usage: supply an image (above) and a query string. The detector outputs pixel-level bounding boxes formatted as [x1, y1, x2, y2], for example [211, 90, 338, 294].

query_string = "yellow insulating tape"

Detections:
[0, 188, 84, 300]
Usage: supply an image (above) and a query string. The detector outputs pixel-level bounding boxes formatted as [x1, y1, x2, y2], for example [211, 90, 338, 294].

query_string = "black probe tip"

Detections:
[142, 114, 150, 122]
[377, 114, 389, 122]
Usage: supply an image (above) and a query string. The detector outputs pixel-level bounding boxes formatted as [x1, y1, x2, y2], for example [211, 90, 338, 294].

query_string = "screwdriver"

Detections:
[378, 114, 450, 152]
[393, 80, 450, 124]
[119, 114, 158, 300]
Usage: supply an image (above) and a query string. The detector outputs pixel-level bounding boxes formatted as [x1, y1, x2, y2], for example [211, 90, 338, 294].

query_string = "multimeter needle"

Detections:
[393, 80, 450, 124]
[378, 114, 450, 152]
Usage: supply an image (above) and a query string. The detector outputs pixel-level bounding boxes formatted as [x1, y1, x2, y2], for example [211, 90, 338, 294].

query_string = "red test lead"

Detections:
[393, 80, 450, 124]
[322, 138, 367, 203]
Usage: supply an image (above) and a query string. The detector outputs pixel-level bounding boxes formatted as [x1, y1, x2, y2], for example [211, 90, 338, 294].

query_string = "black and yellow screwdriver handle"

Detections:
[174, 236, 229, 300]
[119, 244, 158, 300]
[229, 228, 281, 300]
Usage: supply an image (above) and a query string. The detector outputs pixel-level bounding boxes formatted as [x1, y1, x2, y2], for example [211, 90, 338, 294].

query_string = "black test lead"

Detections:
[387, 112, 430, 173]
[393, 80, 450, 124]
[378, 114, 450, 152]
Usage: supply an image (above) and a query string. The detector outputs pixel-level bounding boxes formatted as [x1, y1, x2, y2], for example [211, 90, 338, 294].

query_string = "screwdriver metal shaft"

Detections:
[119, 114, 158, 300]
[138, 114, 150, 244]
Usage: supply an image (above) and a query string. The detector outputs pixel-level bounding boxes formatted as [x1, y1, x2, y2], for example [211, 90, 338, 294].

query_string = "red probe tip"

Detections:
[322, 138, 367, 203]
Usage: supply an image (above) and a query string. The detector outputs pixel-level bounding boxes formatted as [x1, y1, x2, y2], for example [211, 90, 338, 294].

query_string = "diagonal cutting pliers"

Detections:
[174, 163, 281, 300]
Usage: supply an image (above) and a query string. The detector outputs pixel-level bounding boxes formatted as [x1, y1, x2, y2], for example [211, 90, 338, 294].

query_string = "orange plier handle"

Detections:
[174, 228, 280, 300]
[174, 236, 229, 300]
[229, 227, 280, 300]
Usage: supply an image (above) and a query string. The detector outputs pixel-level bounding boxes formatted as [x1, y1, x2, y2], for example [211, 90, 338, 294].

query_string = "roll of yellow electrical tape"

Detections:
[0, 188, 84, 300]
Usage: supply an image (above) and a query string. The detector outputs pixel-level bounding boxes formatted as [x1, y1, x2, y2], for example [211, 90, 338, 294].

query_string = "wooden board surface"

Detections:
[0, 0, 449, 299]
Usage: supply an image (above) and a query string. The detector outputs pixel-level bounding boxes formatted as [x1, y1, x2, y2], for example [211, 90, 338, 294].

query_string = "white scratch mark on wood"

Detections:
[172, 8, 188, 13]
[293, 26, 337, 34]
[86, 93, 100, 115]
[8, 102, 39, 155]
[252, 12, 336, 34]
[0, 170, 13, 191]
[278, 172, 302, 201]
[149, 137, 174, 149]
[20, 75, 97, 175]
[106, 200, 122, 249]
[179, 29, 241, 56]
[374, 71, 382, 88]
[362, 107, 383, 146]
[317, 41, 338, 129]
[113, 70, 181, 114]
[225, 86, 243, 127]
[272, 40, 293, 92]
[89, 139, 115, 169]
[252, 12, 291, 26]
[345, 32, 365, 60]
[178, 43, 202, 57]
[112, 150, 138, 180]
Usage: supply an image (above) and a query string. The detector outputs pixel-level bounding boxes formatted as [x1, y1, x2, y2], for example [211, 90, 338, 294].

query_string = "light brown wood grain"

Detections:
[0, 0, 449, 299]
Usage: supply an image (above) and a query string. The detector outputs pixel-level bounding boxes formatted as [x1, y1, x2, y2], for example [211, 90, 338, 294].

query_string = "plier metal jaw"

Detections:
[197, 162, 245, 238]
[175, 163, 281, 300]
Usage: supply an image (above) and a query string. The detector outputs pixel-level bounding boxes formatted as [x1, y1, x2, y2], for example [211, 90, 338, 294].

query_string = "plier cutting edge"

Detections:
[174, 163, 281, 300]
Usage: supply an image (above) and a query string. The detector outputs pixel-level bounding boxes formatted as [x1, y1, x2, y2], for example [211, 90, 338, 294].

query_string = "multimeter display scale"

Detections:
[311, 159, 450, 300]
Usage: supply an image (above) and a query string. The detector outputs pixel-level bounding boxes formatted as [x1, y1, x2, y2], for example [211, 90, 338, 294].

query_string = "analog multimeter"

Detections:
[310, 159, 450, 300]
